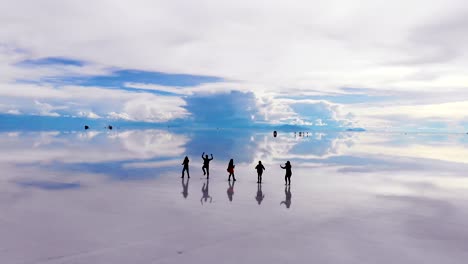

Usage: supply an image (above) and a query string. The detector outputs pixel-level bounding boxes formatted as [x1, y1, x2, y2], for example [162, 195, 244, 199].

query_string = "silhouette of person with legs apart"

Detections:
[181, 177, 189, 199]
[181, 156, 190, 178]
[227, 180, 235, 202]
[227, 158, 236, 181]
[201, 152, 213, 178]
[280, 161, 292, 185]
[280, 185, 292, 209]
[201, 179, 212, 205]
[255, 161, 265, 183]
[255, 183, 265, 205]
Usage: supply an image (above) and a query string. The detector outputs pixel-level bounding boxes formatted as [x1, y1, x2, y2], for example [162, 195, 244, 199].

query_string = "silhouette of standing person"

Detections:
[227, 159, 236, 181]
[201, 152, 213, 178]
[280, 161, 292, 185]
[255, 183, 265, 205]
[280, 185, 292, 209]
[181, 178, 189, 199]
[255, 161, 265, 183]
[181, 156, 190, 178]
[227, 180, 235, 202]
[201, 179, 212, 205]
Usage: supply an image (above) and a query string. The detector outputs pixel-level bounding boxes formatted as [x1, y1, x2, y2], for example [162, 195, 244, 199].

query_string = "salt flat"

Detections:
[1, 129, 468, 264]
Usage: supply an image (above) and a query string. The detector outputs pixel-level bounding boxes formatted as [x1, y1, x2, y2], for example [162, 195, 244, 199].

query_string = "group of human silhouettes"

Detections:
[181, 152, 293, 185]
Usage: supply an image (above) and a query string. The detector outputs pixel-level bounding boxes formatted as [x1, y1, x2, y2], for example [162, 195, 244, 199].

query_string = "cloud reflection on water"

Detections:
[2, 130, 468, 263]
[1, 130, 468, 181]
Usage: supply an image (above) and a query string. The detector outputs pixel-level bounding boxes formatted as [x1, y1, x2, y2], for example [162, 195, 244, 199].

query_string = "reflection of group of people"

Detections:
[181, 152, 293, 186]
[181, 177, 292, 208]
[180, 152, 293, 208]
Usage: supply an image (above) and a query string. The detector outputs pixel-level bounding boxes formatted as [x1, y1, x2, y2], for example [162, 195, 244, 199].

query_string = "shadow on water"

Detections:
[201, 179, 212, 205]
[181, 178, 189, 199]
[255, 183, 265, 205]
[227, 180, 235, 202]
[280, 185, 292, 209]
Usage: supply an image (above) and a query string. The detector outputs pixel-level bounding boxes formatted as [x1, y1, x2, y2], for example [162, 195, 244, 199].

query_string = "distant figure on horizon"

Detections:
[181, 178, 189, 199]
[280, 185, 292, 209]
[280, 161, 292, 185]
[227, 180, 235, 202]
[201, 179, 212, 205]
[255, 183, 265, 205]
[201, 152, 213, 178]
[255, 161, 265, 183]
[227, 159, 236, 181]
[181, 156, 190, 178]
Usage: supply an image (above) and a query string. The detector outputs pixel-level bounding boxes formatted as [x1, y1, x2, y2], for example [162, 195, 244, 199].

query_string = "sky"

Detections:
[1, 0, 468, 131]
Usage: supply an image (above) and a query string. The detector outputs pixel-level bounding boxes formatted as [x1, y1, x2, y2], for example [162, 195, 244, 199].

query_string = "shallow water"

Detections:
[1, 129, 468, 264]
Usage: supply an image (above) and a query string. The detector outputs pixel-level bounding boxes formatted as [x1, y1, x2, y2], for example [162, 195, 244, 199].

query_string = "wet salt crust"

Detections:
[1, 129, 468, 264]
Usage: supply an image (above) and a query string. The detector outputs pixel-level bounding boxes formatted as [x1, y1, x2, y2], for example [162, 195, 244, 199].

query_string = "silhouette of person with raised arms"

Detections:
[227, 180, 235, 202]
[201, 179, 212, 205]
[280, 185, 292, 209]
[255, 161, 265, 183]
[280, 161, 292, 185]
[255, 183, 265, 205]
[181, 178, 189, 199]
[181, 156, 190, 178]
[227, 158, 236, 181]
[201, 152, 213, 178]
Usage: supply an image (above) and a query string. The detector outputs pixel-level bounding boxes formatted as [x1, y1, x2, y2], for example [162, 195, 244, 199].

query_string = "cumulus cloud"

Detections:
[184, 91, 260, 126]
[77, 111, 100, 119]
[0, 83, 190, 122]
[6, 109, 21, 115]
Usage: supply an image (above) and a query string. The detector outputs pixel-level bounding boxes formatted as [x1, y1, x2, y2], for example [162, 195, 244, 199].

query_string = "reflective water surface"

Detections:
[1, 129, 468, 263]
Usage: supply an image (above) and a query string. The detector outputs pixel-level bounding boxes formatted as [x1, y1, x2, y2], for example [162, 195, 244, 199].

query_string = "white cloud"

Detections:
[1, 0, 468, 129]
[6, 109, 21, 115]
[34, 100, 62, 117]
[315, 119, 327, 126]
[119, 97, 189, 122]
[77, 111, 100, 119]
[0, 83, 190, 122]
[1, 0, 466, 89]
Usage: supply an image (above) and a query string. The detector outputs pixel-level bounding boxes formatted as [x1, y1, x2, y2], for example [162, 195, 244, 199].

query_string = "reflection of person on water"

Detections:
[255, 161, 265, 183]
[201, 179, 212, 205]
[255, 183, 265, 205]
[280, 161, 292, 185]
[201, 152, 214, 178]
[280, 185, 291, 209]
[227, 159, 236, 181]
[181, 156, 190, 178]
[227, 180, 235, 202]
[181, 178, 189, 199]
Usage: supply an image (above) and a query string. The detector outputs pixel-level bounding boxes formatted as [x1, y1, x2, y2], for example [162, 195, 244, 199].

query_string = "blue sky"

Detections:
[1, 0, 468, 132]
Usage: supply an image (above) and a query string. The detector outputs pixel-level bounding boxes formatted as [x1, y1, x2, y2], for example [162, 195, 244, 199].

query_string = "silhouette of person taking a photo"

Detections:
[201, 152, 213, 178]
[201, 179, 212, 205]
[255, 183, 265, 205]
[280, 161, 292, 185]
[280, 185, 292, 209]
[227, 158, 236, 181]
[255, 161, 265, 183]
[181, 178, 189, 199]
[227, 180, 235, 202]
[181, 156, 190, 178]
